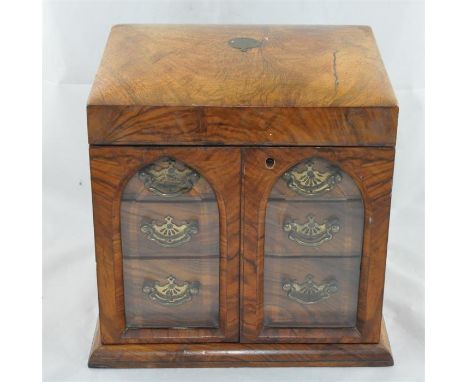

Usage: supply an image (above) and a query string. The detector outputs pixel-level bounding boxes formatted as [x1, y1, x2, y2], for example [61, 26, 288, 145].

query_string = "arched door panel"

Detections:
[241, 147, 394, 344]
[90, 147, 240, 344]
[121, 157, 220, 329]
[264, 157, 364, 329]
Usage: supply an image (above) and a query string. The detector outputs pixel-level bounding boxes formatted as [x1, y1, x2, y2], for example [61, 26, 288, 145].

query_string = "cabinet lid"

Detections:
[87, 25, 398, 146]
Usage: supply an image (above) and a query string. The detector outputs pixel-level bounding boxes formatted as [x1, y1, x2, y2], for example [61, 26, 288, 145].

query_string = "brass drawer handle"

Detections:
[282, 274, 338, 304]
[138, 158, 200, 197]
[282, 160, 342, 196]
[283, 215, 340, 247]
[140, 216, 198, 248]
[142, 275, 199, 306]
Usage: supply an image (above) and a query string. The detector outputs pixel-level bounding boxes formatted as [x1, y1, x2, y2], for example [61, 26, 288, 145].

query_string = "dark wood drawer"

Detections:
[121, 201, 219, 258]
[264, 257, 361, 327]
[123, 258, 219, 328]
[265, 200, 364, 256]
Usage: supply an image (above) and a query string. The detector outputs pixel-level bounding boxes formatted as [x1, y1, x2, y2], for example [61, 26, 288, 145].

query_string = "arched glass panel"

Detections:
[264, 157, 364, 328]
[121, 157, 219, 329]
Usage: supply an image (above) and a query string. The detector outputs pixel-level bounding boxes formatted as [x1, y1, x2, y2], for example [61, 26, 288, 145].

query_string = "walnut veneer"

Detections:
[87, 25, 398, 368]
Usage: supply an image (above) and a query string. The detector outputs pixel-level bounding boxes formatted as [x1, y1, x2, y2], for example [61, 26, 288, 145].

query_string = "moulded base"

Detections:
[88, 319, 393, 368]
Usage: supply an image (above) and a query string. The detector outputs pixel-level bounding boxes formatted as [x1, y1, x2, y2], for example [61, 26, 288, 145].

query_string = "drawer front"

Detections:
[265, 200, 364, 256]
[264, 257, 360, 327]
[121, 201, 219, 258]
[124, 258, 219, 328]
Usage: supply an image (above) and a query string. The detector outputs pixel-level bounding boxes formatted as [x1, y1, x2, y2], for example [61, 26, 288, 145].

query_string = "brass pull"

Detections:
[138, 158, 200, 197]
[282, 160, 342, 196]
[282, 274, 338, 304]
[283, 215, 340, 247]
[140, 216, 198, 248]
[142, 275, 199, 306]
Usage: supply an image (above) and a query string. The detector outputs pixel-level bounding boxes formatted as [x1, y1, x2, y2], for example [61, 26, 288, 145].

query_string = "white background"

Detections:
[43, 1, 424, 381]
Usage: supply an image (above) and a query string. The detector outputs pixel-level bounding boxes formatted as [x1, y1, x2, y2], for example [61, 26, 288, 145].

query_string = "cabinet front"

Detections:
[90, 147, 240, 344]
[241, 148, 394, 343]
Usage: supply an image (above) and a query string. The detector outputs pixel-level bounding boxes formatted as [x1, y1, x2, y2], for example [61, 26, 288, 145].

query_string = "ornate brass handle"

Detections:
[140, 216, 198, 248]
[142, 275, 199, 306]
[283, 215, 340, 247]
[138, 158, 200, 197]
[282, 274, 338, 304]
[282, 160, 342, 196]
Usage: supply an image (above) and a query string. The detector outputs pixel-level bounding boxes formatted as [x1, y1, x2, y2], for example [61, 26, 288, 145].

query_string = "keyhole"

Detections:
[265, 157, 275, 169]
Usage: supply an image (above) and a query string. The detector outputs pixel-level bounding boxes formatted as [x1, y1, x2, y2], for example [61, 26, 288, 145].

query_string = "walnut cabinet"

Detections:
[87, 25, 398, 367]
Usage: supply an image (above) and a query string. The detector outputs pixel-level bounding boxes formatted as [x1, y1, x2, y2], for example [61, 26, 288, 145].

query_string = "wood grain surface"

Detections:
[88, 319, 393, 367]
[241, 147, 394, 343]
[265, 200, 364, 256]
[264, 257, 361, 328]
[87, 24, 398, 368]
[121, 201, 219, 258]
[89, 25, 396, 107]
[90, 147, 241, 344]
[87, 25, 398, 146]
[124, 258, 219, 328]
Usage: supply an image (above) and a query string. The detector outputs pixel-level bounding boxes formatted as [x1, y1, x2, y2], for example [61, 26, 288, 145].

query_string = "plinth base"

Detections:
[89, 320, 393, 368]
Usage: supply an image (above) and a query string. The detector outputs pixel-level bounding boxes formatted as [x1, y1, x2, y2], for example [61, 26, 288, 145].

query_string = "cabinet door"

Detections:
[241, 147, 394, 343]
[90, 147, 240, 344]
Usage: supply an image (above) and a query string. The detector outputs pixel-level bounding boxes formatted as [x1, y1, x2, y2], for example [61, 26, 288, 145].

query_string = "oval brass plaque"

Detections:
[228, 37, 262, 52]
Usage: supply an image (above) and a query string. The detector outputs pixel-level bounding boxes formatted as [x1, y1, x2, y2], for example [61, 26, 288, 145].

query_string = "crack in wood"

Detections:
[333, 51, 339, 93]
